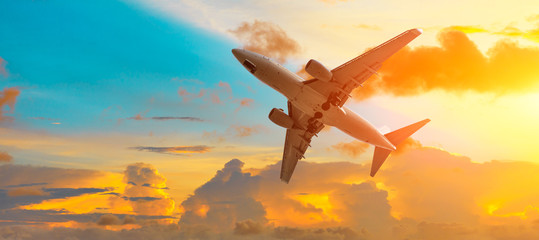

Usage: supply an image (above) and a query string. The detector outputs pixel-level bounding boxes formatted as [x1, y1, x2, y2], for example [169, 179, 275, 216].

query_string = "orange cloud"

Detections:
[295, 64, 313, 80]
[230, 20, 301, 63]
[329, 140, 370, 157]
[6, 148, 539, 239]
[0, 87, 20, 121]
[179, 159, 267, 231]
[177, 87, 205, 102]
[229, 125, 265, 137]
[353, 29, 539, 100]
[447, 23, 539, 43]
[0, 57, 7, 77]
[234, 98, 254, 112]
[123, 163, 175, 216]
[233, 219, 264, 235]
[0, 152, 12, 162]
[7, 188, 49, 197]
[392, 138, 423, 155]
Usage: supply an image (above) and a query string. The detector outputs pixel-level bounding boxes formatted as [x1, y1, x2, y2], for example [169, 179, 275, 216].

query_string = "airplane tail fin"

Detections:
[370, 119, 430, 177]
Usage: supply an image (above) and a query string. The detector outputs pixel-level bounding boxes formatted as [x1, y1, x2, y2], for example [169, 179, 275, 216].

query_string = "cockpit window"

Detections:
[242, 59, 257, 74]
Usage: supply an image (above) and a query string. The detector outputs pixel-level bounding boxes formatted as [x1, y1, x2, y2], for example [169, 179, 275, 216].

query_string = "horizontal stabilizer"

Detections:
[370, 119, 430, 177]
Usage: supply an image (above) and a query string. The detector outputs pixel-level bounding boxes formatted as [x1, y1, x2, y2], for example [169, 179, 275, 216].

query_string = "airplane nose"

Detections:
[231, 48, 244, 62]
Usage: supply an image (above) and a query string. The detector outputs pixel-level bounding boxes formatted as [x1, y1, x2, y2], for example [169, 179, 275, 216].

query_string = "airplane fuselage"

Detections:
[232, 49, 395, 150]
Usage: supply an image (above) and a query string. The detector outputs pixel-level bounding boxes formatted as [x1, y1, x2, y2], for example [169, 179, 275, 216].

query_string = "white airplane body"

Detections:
[232, 28, 430, 183]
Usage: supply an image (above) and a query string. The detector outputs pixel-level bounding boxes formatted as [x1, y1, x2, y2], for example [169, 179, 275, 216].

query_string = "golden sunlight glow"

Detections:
[19, 194, 133, 215]
[195, 204, 210, 218]
[292, 193, 341, 223]
[486, 203, 500, 215]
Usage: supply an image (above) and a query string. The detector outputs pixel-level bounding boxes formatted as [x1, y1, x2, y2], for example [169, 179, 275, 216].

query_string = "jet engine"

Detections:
[305, 59, 333, 82]
[268, 108, 294, 129]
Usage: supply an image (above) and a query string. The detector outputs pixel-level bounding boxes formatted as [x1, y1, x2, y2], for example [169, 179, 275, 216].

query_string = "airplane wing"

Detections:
[280, 101, 325, 183]
[304, 28, 422, 106]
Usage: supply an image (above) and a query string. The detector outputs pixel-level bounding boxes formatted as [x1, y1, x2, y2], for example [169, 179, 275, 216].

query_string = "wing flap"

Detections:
[280, 102, 324, 183]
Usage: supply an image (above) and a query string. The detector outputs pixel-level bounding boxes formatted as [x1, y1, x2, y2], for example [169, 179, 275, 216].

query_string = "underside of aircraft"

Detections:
[232, 28, 429, 183]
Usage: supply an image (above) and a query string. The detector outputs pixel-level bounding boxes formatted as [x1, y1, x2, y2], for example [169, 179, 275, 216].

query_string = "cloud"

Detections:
[178, 87, 205, 102]
[0, 152, 12, 162]
[97, 214, 122, 226]
[447, 23, 539, 43]
[229, 20, 301, 63]
[353, 29, 539, 100]
[392, 138, 423, 155]
[272, 226, 366, 240]
[0, 87, 20, 121]
[129, 145, 212, 155]
[229, 125, 265, 137]
[123, 163, 175, 216]
[0, 57, 7, 77]
[7, 188, 49, 197]
[176, 81, 252, 114]
[233, 219, 264, 235]
[5, 183, 48, 188]
[126, 114, 204, 122]
[295, 64, 313, 80]
[5, 147, 539, 239]
[234, 98, 254, 112]
[179, 159, 267, 231]
[329, 140, 370, 157]
[96, 214, 138, 226]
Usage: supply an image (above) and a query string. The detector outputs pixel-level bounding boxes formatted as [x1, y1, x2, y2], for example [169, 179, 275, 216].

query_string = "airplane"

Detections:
[232, 28, 429, 183]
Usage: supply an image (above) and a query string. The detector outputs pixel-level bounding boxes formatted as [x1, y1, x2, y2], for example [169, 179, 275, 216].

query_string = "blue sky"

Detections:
[1, 0, 283, 137]
[3, 0, 539, 238]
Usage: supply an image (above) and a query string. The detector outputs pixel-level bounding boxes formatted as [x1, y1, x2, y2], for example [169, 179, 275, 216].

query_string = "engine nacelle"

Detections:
[305, 59, 333, 82]
[268, 108, 294, 129]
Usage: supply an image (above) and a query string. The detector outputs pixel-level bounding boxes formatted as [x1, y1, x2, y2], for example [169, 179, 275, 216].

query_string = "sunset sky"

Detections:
[2, 0, 539, 239]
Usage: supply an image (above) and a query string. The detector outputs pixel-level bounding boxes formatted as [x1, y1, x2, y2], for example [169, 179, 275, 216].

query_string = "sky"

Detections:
[1, 0, 539, 239]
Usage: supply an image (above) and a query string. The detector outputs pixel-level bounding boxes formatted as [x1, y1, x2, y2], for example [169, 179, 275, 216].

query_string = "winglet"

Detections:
[370, 119, 430, 177]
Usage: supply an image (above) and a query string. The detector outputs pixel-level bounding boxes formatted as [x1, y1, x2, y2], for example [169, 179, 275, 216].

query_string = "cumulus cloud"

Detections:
[129, 145, 212, 155]
[230, 20, 301, 63]
[96, 214, 138, 226]
[233, 219, 264, 235]
[179, 159, 267, 231]
[0, 152, 12, 162]
[97, 214, 122, 226]
[353, 29, 539, 100]
[5, 145, 539, 239]
[0, 87, 20, 121]
[123, 163, 175, 216]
